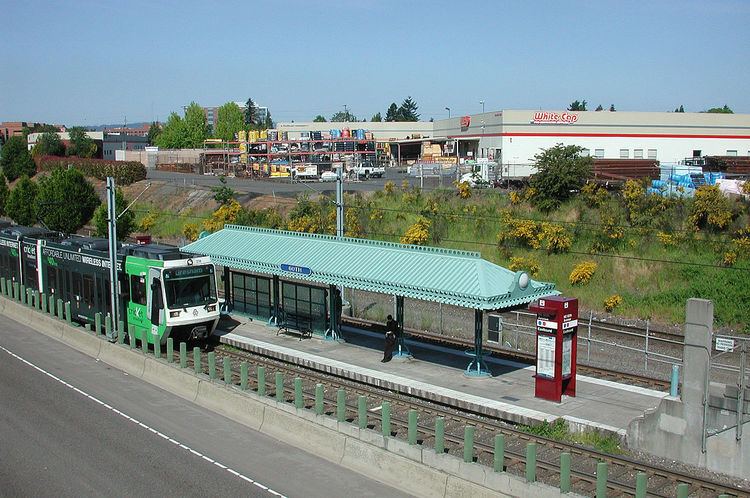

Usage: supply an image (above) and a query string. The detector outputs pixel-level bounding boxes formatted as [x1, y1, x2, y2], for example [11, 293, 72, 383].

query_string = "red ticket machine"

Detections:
[529, 296, 578, 403]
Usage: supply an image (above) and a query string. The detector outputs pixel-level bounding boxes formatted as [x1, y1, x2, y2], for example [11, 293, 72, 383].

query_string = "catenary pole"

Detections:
[106, 177, 119, 342]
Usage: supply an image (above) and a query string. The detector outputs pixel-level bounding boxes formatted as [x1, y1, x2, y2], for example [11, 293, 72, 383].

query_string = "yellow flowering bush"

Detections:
[401, 217, 431, 245]
[569, 261, 598, 285]
[689, 185, 733, 231]
[203, 200, 242, 232]
[509, 191, 522, 205]
[540, 223, 572, 254]
[139, 211, 158, 231]
[455, 181, 472, 199]
[508, 256, 540, 276]
[722, 251, 737, 267]
[384, 181, 396, 195]
[182, 223, 199, 242]
[603, 294, 622, 312]
[498, 218, 572, 254]
[581, 182, 608, 208]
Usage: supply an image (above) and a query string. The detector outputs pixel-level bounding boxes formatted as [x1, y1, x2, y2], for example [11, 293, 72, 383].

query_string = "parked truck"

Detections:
[348, 161, 385, 180]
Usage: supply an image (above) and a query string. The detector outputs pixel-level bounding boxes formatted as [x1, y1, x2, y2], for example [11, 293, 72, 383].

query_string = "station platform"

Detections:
[215, 315, 668, 439]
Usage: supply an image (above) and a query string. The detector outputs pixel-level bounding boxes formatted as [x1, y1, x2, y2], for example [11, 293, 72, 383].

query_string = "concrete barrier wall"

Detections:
[0, 296, 572, 497]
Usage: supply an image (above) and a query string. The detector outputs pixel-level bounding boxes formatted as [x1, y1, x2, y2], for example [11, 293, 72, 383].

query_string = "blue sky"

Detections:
[1, 0, 748, 125]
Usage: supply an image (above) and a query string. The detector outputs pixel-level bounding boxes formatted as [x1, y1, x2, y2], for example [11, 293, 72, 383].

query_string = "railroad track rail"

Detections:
[170, 340, 747, 497]
[342, 316, 673, 391]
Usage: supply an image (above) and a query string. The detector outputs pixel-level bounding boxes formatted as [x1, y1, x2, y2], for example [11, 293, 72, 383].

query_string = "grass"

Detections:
[519, 419, 625, 455]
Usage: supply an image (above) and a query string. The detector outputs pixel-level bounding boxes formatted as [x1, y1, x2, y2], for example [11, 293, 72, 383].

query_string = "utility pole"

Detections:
[106, 177, 119, 342]
[335, 164, 344, 239]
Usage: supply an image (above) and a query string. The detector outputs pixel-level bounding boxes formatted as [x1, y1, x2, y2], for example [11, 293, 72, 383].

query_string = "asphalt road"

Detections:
[0, 319, 409, 498]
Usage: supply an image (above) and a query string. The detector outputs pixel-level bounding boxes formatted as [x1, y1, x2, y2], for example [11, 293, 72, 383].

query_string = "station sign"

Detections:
[280, 264, 312, 275]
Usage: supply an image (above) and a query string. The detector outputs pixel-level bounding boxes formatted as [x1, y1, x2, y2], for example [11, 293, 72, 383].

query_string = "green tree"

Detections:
[371, 112, 382, 122]
[154, 112, 186, 149]
[385, 103, 399, 121]
[609, 104, 616, 112]
[313, 115, 327, 122]
[147, 121, 161, 145]
[212, 176, 236, 206]
[214, 102, 245, 141]
[530, 144, 593, 212]
[32, 131, 65, 157]
[244, 98, 257, 127]
[397, 96, 420, 121]
[595, 105, 604, 111]
[67, 127, 97, 158]
[92, 188, 137, 239]
[0, 177, 8, 216]
[674, 105, 685, 113]
[1, 136, 36, 181]
[5, 175, 38, 225]
[264, 110, 274, 129]
[184, 102, 209, 148]
[705, 105, 733, 114]
[568, 100, 587, 111]
[36, 167, 100, 233]
[331, 110, 357, 122]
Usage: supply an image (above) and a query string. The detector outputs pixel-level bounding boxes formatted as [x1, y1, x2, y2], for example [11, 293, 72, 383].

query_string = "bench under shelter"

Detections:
[182, 225, 558, 377]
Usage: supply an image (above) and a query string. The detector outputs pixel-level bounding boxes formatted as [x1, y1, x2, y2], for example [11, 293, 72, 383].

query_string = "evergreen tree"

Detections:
[595, 105, 604, 111]
[5, 175, 38, 225]
[385, 103, 399, 121]
[568, 100, 587, 111]
[147, 121, 162, 145]
[92, 188, 136, 239]
[371, 112, 382, 122]
[674, 105, 685, 113]
[609, 104, 616, 112]
[244, 98, 257, 127]
[0, 136, 36, 181]
[313, 115, 327, 122]
[397, 96, 420, 121]
[705, 105, 733, 114]
[0, 177, 8, 216]
[264, 110, 274, 129]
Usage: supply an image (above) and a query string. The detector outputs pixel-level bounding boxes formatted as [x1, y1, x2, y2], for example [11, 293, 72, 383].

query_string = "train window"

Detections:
[130, 275, 146, 305]
[48, 269, 57, 294]
[72, 272, 82, 297]
[83, 275, 94, 308]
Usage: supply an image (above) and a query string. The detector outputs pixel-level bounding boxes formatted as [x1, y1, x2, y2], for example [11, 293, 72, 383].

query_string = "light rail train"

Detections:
[0, 224, 220, 345]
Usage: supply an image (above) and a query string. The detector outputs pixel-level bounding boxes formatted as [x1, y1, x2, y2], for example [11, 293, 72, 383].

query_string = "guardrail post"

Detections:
[129, 329, 136, 350]
[560, 452, 571, 493]
[275, 372, 284, 401]
[408, 410, 418, 445]
[595, 462, 607, 498]
[153, 334, 161, 358]
[357, 396, 367, 428]
[56, 298, 63, 319]
[223, 357, 231, 384]
[434, 417, 445, 453]
[670, 364, 680, 397]
[25, 288, 31, 306]
[141, 332, 148, 355]
[257, 366, 266, 396]
[48, 295, 55, 316]
[314, 383, 324, 414]
[95, 313, 102, 335]
[0, 277, 5, 296]
[64, 302, 72, 325]
[381, 401, 391, 437]
[193, 347, 201, 374]
[463, 426, 475, 463]
[336, 389, 346, 422]
[525, 442, 537, 482]
[166, 338, 174, 363]
[13, 282, 19, 301]
[294, 378, 303, 408]
[19, 284, 26, 304]
[207, 352, 216, 379]
[179, 342, 186, 368]
[36, 291, 42, 310]
[118, 321, 124, 342]
[635, 472, 647, 498]
[240, 362, 248, 390]
[676, 483, 689, 498]
[41, 293, 47, 313]
[494, 434, 505, 472]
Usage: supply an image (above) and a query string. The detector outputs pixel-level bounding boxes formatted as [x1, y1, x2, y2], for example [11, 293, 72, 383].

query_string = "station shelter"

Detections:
[182, 225, 558, 376]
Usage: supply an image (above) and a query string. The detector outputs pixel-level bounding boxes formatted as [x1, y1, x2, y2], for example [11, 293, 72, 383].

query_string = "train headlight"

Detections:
[170, 311, 181, 318]
[207, 305, 216, 312]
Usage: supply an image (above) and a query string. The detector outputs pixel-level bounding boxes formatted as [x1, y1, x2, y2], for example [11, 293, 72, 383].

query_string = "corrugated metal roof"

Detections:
[182, 225, 559, 310]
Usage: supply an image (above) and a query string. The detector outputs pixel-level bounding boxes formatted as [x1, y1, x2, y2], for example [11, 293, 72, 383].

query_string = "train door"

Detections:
[127, 272, 149, 341]
[146, 267, 165, 344]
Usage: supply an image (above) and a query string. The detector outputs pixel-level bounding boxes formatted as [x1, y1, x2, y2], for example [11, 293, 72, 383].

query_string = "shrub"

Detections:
[182, 223, 200, 241]
[540, 222, 572, 254]
[401, 217, 431, 245]
[569, 261, 598, 285]
[581, 182, 608, 208]
[689, 185, 733, 231]
[92, 188, 136, 240]
[384, 181, 395, 195]
[529, 144, 592, 212]
[591, 210, 625, 252]
[37, 156, 147, 185]
[36, 167, 100, 234]
[508, 256, 540, 276]
[498, 218, 541, 249]
[509, 191, 522, 205]
[454, 180, 472, 199]
[5, 175, 38, 225]
[139, 211, 159, 231]
[203, 200, 242, 232]
[604, 295, 622, 312]
[722, 251, 737, 267]
[1, 136, 36, 181]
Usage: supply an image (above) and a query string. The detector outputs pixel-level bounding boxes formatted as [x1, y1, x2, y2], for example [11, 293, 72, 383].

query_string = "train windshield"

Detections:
[163, 264, 217, 309]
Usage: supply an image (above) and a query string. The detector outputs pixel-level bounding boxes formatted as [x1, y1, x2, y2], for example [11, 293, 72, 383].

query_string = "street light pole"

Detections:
[445, 107, 451, 118]
[106, 177, 118, 342]
[480, 101, 485, 113]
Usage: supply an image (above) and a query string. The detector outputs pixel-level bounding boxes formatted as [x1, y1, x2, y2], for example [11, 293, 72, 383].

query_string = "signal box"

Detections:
[528, 296, 578, 403]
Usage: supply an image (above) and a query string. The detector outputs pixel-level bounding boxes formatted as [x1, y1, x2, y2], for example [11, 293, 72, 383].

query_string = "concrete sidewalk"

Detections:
[216, 315, 667, 439]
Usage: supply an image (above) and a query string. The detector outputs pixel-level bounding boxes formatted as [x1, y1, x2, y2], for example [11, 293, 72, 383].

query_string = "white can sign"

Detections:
[715, 337, 735, 353]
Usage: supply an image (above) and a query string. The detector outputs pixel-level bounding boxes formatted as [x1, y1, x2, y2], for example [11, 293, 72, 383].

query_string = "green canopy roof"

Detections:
[182, 225, 558, 310]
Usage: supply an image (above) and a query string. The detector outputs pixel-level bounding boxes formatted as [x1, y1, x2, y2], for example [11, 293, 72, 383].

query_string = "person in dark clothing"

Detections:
[382, 314, 397, 362]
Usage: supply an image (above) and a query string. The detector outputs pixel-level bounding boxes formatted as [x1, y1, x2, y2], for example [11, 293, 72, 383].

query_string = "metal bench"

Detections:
[277, 311, 313, 340]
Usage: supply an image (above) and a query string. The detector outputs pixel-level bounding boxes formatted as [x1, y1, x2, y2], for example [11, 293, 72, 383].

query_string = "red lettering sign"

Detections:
[460, 116, 471, 128]
[532, 111, 579, 124]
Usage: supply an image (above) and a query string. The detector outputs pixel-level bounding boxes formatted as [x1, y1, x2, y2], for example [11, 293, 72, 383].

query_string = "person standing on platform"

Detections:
[382, 314, 397, 362]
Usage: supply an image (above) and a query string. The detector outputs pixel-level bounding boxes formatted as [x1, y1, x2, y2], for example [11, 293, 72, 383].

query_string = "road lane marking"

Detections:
[0, 344, 286, 497]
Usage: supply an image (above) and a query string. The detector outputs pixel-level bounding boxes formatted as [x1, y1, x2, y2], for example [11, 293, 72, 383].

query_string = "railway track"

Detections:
[169, 340, 748, 497]
[342, 316, 674, 391]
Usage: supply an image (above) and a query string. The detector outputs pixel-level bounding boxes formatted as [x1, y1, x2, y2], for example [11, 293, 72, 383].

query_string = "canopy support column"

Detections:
[269, 274, 280, 326]
[325, 285, 342, 341]
[465, 309, 491, 377]
[394, 295, 412, 358]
